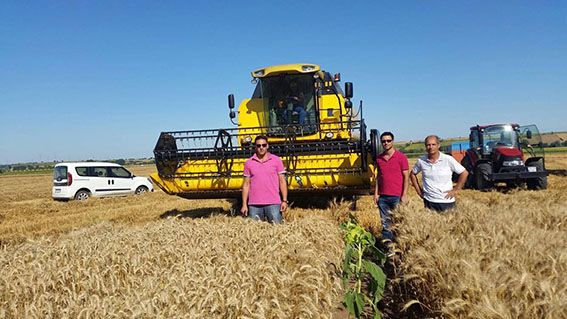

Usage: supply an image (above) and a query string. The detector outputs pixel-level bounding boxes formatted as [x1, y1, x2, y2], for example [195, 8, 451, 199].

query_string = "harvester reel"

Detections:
[283, 126, 302, 186]
[214, 130, 234, 177]
[154, 133, 179, 177]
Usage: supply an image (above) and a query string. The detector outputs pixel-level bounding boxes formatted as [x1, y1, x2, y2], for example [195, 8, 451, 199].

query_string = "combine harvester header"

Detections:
[151, 63, 381, 199]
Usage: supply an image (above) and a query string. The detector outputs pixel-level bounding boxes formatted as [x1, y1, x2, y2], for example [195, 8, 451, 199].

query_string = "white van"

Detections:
[52, 162, 154, 200]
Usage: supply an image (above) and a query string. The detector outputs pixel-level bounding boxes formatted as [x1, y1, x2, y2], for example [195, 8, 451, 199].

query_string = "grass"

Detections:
[544, 146, 567, 153]
[1, 157, 566, 318]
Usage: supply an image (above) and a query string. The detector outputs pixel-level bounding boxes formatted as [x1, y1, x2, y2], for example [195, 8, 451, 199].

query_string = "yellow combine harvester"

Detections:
[151, 63, 380, 199]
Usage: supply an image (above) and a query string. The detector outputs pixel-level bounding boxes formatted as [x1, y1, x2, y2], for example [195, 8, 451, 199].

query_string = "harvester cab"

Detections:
[151, 64, 380, 200]
[461, 123, 548, 190]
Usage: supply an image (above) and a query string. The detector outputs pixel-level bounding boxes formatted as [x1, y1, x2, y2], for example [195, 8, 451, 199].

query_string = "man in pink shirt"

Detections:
[241, 136, 288, 223]
[373, 132, 409, 243]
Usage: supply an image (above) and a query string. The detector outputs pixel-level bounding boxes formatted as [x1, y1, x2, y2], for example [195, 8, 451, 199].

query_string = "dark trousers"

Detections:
[424, 199, 455, 212]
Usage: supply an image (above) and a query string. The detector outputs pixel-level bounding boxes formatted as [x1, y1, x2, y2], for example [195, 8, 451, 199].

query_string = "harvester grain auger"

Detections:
[151, 64, 380, 200]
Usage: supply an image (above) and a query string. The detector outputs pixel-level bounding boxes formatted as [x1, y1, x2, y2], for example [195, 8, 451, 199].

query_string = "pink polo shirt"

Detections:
[243, 153, 286, 205]
[376, 150, 409, 196]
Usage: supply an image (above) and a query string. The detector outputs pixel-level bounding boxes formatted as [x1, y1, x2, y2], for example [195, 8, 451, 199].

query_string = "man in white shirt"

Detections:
[410, 135, 469, 211]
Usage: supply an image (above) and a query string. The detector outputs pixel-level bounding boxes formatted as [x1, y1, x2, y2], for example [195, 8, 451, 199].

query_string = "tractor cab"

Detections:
[463, 124, 548, 190]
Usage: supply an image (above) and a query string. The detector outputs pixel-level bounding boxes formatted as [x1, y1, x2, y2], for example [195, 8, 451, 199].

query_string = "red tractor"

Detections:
[459, 124, 548, 190]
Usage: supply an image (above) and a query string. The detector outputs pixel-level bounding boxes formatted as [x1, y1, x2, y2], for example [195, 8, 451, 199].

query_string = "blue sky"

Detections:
[1, 1, 565, 164]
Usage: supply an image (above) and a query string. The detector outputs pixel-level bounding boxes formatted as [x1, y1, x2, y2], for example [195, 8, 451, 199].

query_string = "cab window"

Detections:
[255, 73, 317, 130]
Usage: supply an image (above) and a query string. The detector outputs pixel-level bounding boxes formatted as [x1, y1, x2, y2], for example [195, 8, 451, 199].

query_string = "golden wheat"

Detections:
[392, 173, 567, 318]
[0, 214, 344, 318]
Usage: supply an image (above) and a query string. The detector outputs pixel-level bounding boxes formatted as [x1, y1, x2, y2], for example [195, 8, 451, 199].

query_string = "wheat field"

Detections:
[1, 153, 566, 318]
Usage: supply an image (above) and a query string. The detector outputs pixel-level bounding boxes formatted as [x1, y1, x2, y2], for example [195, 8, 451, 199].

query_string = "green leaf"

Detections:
[362, 260, 386, 300]
[370, 246, 387, 266]
[354, 292, 366, 316]
[362, 231, 375, 247]
[342, 246, 354, 287]
[343, 292, 356, 316]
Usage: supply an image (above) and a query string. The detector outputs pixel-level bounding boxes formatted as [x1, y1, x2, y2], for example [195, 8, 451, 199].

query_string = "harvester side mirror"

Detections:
[526, 130, 532, 139]
[345, 100, 353, 109]
[345, 82, 353, 98]
[228, 94, 235, 109]
[229, 111, 236, 119]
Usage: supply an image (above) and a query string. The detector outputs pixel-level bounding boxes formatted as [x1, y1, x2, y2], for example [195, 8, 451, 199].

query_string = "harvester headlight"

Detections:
[253, 70, 265, 77]
[244, 136, 252, 143]
[325, 132, 334, 139]
[302, 65, 316, 71]
[502, 160, 524, 167]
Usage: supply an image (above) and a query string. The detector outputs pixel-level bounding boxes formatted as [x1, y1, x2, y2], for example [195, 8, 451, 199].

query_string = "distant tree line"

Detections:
[543, 141, 567, 147]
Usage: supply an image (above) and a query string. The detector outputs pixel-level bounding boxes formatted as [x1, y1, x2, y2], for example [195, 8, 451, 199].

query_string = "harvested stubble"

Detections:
[392, 174, 567, 318]
[0, 214, 344, 318]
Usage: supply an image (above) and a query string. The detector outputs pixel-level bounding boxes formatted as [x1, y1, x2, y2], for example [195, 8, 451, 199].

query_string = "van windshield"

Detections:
[53, 166, 67, 181]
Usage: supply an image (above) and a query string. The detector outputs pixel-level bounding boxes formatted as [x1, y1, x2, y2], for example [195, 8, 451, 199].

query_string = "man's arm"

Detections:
[279, 174, 288, 212]
[410, 172, 423, 199]
[241, 177, 250, 216]
[444, 170, 468, 199]
[401, 169, 410, 202]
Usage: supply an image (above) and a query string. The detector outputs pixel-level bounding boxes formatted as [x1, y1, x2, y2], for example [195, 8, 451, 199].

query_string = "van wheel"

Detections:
[135, 186, 149, 195]
[75, 190, 90, 201]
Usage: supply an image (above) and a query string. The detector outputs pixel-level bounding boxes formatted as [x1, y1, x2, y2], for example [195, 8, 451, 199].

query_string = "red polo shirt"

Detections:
[243, 153, 286, 205]
[376, 150, 409, 196]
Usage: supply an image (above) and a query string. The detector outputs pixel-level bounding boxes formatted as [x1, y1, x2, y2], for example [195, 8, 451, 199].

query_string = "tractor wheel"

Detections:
[526, 162, 547, 190]
[475, 163, 493, 191]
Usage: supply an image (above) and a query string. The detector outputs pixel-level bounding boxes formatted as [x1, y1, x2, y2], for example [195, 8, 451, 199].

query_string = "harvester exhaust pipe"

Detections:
[228, 94, 237, 125]
[344, 82, 353, 109]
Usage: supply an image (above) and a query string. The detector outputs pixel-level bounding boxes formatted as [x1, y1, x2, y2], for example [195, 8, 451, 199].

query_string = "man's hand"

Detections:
[280, 202, 288, 212]
[401, 193, 408, 203]
[241, 205, 248, 216]
[444, 189, 458, 199]
[373, 193, 379, 204]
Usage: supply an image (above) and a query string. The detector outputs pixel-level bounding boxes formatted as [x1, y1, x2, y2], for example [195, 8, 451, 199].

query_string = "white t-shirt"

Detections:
[412, 153, 466, 203]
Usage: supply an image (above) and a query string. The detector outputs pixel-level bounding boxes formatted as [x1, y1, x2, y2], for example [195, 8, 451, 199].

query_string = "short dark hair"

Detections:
[424, 135, 440, 145]
[255, 135, 268, 144]
[380, 132, 394, 140]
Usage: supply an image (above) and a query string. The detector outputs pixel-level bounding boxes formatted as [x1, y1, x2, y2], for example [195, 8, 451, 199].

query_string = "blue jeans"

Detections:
[284, 106, 306, 124]
[248, 204, 282, 224]
[377, 195, 400, 242]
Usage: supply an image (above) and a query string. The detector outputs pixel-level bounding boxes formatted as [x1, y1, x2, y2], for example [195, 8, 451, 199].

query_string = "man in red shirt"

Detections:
[373, 132, 409, 243]
[241, 136, 288, 223]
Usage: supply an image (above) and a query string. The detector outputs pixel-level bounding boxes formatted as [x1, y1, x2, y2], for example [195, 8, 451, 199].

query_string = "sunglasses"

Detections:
[256, 143, 268, 148]
[381, 139, 392, 143]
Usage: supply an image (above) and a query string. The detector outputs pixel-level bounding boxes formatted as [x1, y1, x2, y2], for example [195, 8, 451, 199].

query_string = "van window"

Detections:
[109, 167, 131, 178]
[76, 167, 88, 176]
[92, 167, 107, 177]
[54, 166, 67, 180]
